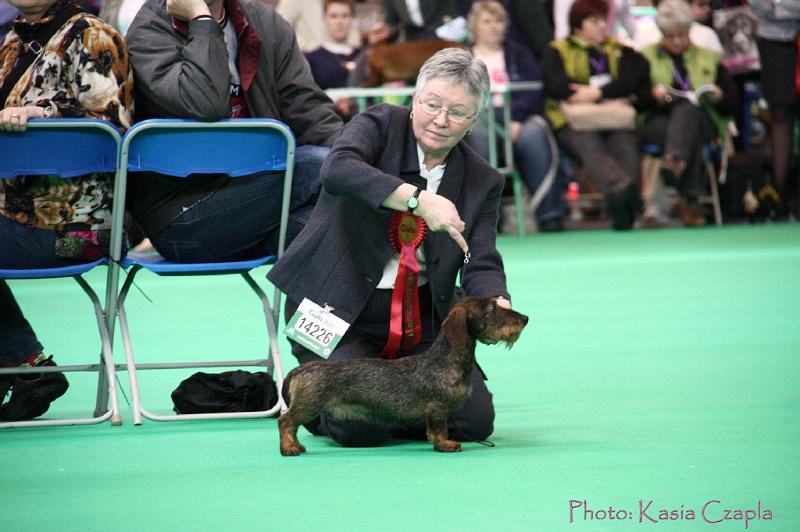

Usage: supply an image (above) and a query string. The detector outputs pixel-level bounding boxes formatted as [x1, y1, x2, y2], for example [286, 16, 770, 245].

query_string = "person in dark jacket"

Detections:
[466, 0, 566, 231]
[268, 48, 514, 448]
[125, 0, 342, 262]
[542, 0, 653, 230]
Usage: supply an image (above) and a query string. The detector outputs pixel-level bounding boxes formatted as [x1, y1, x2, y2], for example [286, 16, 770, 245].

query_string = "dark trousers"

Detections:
[285, 286, 495, 446]
[555, 127, 640, 195]
[150, 145, 330, 263]
[642, 101, 716, 198]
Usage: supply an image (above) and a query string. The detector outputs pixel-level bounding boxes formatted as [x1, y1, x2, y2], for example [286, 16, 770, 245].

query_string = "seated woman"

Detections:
[268, 48, 514, 447]
[542, 0, 652, 230]
[640, 0, 737, 226]
[465, 0, 566, 232]
[0, 0, 133, 420]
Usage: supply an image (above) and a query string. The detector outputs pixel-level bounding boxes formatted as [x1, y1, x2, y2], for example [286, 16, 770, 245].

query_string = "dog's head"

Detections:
[441, 297, 528, 350]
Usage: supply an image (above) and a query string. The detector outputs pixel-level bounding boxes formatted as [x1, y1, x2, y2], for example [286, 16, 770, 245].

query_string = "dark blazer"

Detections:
[268, 103, 509, 326]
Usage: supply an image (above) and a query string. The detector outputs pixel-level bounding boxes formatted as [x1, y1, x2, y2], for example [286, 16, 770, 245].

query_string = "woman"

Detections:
[268, 48, 512, 447]
[466, 0, 565, 232]
[640, 0, 736, 226]
[0, 0, 133, 420]
[542, 0, 651, 230]
[750, 0, 799, 216]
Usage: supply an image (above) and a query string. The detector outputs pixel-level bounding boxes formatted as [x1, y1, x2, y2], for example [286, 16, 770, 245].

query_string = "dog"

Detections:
[278, 297, 528, 456]
[363, 39, 466, 87]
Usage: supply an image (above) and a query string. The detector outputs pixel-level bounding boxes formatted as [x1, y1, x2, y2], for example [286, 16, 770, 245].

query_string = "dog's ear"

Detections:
[442, 306, 469, 350]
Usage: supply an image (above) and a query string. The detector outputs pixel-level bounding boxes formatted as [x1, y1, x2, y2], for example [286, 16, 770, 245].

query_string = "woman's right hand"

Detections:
[0, 106, 45, 132]
[416, 191, 469, 254]
[652, 84, 669, 104]
[166, 0, 211, 21]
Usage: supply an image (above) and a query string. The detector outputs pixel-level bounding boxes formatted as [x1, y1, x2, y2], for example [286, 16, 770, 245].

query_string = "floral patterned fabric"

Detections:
[0, 0, 133, 259]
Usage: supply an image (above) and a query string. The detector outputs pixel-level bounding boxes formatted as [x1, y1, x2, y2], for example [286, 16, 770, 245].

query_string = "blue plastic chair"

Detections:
[112, 119, 292, 424]
[0, 119, 123, 428]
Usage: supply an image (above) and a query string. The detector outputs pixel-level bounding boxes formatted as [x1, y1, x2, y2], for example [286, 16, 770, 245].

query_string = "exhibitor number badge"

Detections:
[285, 298, 349, 358]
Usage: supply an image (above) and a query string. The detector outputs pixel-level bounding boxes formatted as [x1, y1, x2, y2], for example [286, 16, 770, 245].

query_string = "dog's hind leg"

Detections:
[278, 412, 307, 456]
[426, 410, 461, 452]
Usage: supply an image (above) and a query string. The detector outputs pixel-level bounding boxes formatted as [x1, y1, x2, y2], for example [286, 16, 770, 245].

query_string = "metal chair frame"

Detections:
[111, 119, 293, 424]
[0, 119, 123, 428]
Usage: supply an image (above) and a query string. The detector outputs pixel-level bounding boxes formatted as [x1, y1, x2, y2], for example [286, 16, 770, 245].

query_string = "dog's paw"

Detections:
[434, 440, 461, 452]
[280, 442, 306, 456]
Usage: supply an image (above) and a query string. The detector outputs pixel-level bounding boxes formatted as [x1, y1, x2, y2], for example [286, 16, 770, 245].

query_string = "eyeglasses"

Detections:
[416, 97, 477, 124]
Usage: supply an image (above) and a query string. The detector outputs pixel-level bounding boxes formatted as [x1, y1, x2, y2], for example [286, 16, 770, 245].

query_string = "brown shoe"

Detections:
[678, 203, 707, 227]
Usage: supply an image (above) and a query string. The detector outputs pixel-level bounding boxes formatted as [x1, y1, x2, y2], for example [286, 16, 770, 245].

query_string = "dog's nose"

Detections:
[520, 314, 529, 326]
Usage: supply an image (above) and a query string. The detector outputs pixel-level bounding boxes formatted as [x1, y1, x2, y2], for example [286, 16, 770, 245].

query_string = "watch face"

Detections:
[407, 197, 419, 210]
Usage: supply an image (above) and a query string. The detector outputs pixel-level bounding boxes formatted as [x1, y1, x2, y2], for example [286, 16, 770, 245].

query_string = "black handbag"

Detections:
[171, 370, 278, 414]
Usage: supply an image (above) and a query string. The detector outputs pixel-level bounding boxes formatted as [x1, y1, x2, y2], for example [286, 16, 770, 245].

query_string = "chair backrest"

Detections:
[112, 118, 297, 264]
[0, 118, 121, 178]
[121, 118, 295, 177]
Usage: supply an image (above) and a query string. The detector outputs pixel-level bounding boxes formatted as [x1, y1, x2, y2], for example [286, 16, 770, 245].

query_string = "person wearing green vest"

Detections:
[541, 0, 652, 230]
[640, 0, 737, 226]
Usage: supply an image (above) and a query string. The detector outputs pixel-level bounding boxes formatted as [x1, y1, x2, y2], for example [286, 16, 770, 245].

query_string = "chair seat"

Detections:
[0, 258, 107, 280]
[122, 251, 275, 275]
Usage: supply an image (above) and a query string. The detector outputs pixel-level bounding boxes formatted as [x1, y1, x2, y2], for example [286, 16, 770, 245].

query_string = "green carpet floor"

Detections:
[2, 224, 798, 531]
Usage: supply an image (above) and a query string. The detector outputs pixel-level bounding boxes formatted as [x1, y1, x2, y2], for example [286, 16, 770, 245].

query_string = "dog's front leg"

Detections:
[425, 411, 461, 452]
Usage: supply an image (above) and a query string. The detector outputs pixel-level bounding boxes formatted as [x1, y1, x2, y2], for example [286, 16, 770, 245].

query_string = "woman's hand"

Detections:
[509, 121, 522, 143]
[0, 106, 46, 132]
[416, 191, 469, 254]
[166, 0, 211, 21]
[567, 84, 601, 103]
[706, 84, 723, 104]
[652, 84, 669, 104]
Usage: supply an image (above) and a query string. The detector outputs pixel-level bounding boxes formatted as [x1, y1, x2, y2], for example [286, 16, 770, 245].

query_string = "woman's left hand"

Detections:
[707, 85, 723, 103]
[0, 106, 45, 132]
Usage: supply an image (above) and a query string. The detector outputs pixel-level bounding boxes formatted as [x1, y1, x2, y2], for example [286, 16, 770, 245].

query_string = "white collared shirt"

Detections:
[404, 0, 425, 27]
[376, 144, 446, 289]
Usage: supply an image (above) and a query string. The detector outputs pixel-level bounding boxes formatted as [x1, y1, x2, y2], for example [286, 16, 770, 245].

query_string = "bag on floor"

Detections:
[171, 370, 278, 414]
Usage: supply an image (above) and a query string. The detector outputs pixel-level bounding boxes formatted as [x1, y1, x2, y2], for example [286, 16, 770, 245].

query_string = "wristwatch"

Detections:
[407, 187, 422, 212]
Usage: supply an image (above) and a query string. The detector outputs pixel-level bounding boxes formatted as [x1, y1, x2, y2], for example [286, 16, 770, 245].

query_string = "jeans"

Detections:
[467, 112, 566, 222]
[0, 216, 68, 365]
[150, 145, 330, 263]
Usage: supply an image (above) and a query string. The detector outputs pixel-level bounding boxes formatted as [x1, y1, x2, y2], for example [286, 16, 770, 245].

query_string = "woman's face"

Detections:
[8, 0, 57, 21]
[661, 28, 691, 55]
[472, 11, 507, 48]
[574, 14, 607, 46]
[323, 2, 353, 44]
[412, 78, 480, 162]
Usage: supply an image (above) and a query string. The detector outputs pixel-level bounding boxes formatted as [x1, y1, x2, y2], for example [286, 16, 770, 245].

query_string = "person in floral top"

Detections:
[0, 0, 132, 420]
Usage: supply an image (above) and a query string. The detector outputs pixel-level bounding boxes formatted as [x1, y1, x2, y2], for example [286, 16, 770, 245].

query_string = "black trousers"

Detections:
[284, 286, 495, 446]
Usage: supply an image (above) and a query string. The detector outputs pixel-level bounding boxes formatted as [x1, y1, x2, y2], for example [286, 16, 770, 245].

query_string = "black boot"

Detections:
[0, 357, 69, 421]
[607, 184, 642, 231]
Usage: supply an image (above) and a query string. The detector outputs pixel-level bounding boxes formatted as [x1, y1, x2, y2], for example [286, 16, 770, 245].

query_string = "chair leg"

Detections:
[118, 266, 144, 425]
[74, 275, 121, 426]
[509, 170, 526, 238]
[704, 149, 723, 227]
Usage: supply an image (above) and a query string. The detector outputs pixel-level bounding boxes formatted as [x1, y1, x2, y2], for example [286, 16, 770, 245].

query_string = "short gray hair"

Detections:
[655, 0, 694, 33]
[415, 48, 490, 114]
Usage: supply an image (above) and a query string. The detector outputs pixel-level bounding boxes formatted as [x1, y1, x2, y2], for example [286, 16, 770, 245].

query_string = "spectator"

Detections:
[0, 0, 133, 420]
[640, 0, 737, 226]
[499, 0, 554, 58]
[305, 0, 362, 118]
[268, 48, 512, 446]
[125, 0, 342, 263]
[634, 0, 723, 53]
[277, 0, 360, 53]
[465, 1, 566, 231]
[369, 0, 472, 43]
[749, 0, 800, 216]
[555, 0, 637, 42]
[542, 0, 650, 230]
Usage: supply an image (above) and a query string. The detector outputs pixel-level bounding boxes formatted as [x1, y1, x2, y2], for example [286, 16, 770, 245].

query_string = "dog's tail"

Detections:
[281, 372, 293, 408]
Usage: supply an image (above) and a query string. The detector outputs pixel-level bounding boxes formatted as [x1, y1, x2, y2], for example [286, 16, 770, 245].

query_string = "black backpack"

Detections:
[171, 370, 278, 414]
